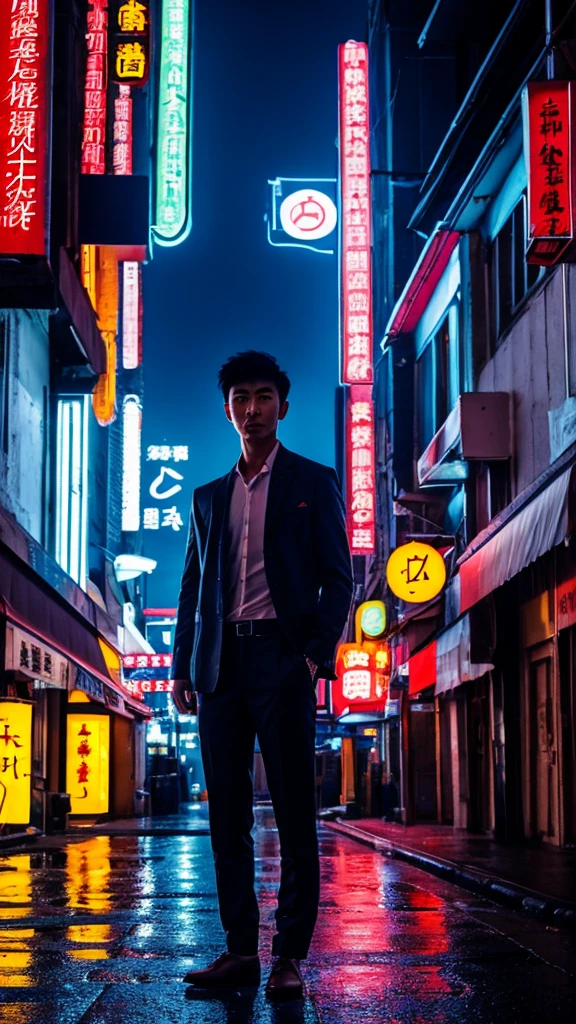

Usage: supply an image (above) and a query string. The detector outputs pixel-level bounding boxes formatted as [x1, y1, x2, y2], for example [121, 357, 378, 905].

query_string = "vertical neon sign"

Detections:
[153, 0, 193, 246]
[82, 0, 108, 175]
[338, 41, 373, 385]
[0, 0, 50, 256]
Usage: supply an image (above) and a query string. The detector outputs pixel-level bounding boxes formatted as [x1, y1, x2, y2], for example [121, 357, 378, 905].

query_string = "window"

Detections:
[417, 307, 459, 452]
[475, 462, 511, 533]
[491, 196, 544, 345]
[55, 396, 90, 588]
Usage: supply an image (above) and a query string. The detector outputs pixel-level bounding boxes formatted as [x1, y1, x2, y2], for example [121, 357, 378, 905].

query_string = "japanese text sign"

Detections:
[346, 385, 375, 554]
[332, 642, 389, 718]
[0, 700, 32, 825]
[123, 653, 172, 669]
[386, 540, 447, 604]
[109, 0, 150, 87]
[338, 40, 373, 384]
[82, 0, 108, 174]
[0, 0, 50, 255]
[66, 714, 110, 814]
[154, 0, 192, 245]
[524, 81, 575, 265]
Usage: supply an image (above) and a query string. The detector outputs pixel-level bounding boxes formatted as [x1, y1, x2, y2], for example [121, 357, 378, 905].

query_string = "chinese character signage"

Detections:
[66, 714, 110, 814]
[82, 0, 108, 175]
[332, 642, 390, 718]
[0, 0, 50, 256]
[109, 0, 150, 87]
[266, 178, 337, 254]
[125, 678, 174, 697]
[153, 0, 193, 246]
[5, 626, 70, 689]
[142, 439, 192, 607]
[122, 261, 141, 368]
[0, 700, 33, 825]
[113, 84, 133, 174]
[386, 540, 447, 604]
[338, 40, 373, 384]
[523, 80, 575, 265]
[143, 443, 188, 532]
[346, 385, 376, 554]
[123, 653, 172, 669]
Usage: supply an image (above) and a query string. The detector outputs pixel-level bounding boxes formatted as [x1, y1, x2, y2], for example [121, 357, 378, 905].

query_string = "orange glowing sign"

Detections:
[332, 642, 390, 718]
[386, 541, 447, 604]
[92, 246, 119, 426]
[0, 700, 33, 825]
[66, 714, 110, 814]
[524, 80, 575, 265]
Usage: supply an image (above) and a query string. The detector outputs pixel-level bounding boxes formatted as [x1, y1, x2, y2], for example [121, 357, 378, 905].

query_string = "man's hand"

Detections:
[172, 680, 198, 716]
[304, 657, 317, 683]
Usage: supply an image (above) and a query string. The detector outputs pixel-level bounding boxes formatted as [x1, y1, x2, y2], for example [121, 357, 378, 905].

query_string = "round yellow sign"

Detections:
[386, 541, 446, 604]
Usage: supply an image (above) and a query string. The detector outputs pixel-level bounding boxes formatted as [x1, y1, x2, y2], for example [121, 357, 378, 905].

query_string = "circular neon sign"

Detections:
[279, 189, 337, 241]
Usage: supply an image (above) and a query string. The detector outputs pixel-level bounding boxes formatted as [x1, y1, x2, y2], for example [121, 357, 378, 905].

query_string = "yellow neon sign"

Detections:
[0, 701, 33, 825]
[66, 714, 110, 814]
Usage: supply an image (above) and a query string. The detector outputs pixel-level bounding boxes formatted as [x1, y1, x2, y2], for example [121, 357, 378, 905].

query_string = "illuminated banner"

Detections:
[123, 653, 172, 669]
[0, 700, 33, 825]
[125, 678, 174, 696]
[113, 84, 133, 175]
[338, 40, 373, 384]
[66, 714, 110, 814]
[332, 643, 390, 719]
[267, 178, 337, 253]
[122, 395, 142, 531]
[82, 0, 108, 175]
[0, 0, 51, 256]
[346, 385, 376, 555]
[153, 0, 193, 246]
[109, 0, 151, 87]
[524, 81, 575, 265]
[122, 261, 141, 367]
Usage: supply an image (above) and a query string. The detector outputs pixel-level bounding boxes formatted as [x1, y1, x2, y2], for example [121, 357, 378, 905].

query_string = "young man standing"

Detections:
[172, 351, 353, 1000]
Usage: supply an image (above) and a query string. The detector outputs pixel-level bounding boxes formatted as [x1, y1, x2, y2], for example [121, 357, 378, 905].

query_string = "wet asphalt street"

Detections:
[1, 810, 575, 1023]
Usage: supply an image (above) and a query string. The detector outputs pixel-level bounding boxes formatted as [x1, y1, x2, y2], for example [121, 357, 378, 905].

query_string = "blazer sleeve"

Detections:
[172, 493, 202, 683]
[304, 467, 353, 678]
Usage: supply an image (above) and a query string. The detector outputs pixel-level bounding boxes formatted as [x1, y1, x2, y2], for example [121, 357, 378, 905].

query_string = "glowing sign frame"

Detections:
[338, 40, 373, 384]
[346, 384, 376, 555]
[0, 0, 51, 256]
[153, 0, 194, 247]
[523, 80, 575, 265]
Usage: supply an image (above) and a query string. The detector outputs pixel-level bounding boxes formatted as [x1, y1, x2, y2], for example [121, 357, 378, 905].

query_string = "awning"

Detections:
[0, 547, 149, 718]
[408, 641, 437, 696]
[458, 467, 573, 614]
[436, 614, 493, 695]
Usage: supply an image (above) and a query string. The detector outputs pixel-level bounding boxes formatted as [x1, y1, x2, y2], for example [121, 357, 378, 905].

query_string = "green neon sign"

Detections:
[153, 0, 193, 246]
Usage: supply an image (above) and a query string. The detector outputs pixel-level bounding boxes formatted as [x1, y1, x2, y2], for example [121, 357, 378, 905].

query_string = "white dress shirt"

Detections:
[224, 441, 280, 621]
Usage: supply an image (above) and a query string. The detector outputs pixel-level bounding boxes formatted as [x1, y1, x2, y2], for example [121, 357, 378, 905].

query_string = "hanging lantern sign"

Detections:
[356, 600, 386, 640]
[66, 714, 110, 815]
[386, 541, 446, 604]
[523, 81, 575, 265]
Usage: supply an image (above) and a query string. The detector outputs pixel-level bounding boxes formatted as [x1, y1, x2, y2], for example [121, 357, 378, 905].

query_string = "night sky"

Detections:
[142, 0, 366, 606]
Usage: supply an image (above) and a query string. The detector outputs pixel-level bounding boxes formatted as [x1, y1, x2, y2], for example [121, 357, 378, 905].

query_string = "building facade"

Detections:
[363, 0, 576, 846]
[0, 0, 160, 836]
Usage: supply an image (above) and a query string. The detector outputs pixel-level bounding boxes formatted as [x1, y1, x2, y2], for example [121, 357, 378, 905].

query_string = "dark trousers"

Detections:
[198, 629, 320, 959]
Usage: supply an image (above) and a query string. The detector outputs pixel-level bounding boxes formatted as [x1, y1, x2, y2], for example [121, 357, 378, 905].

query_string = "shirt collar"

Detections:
[235, 440, 280, 482]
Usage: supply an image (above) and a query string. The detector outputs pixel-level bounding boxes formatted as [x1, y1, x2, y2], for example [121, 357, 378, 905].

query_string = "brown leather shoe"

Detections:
[183, 952, 261, 988]
[265, 957, 304, 1000]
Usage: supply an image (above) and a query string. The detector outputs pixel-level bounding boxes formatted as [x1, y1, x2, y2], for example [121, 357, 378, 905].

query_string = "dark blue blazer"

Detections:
[172, 443, 353, 693]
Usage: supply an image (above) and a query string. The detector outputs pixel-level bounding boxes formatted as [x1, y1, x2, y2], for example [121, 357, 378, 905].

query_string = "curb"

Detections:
[323, 818, 576, 928]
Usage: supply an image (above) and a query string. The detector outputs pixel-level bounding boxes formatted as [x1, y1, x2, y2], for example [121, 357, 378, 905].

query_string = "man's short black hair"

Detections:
[218, 350, 291, 403]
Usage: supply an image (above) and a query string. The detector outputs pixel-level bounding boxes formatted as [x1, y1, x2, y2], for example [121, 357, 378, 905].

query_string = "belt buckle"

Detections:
[236, 621, 253, 636]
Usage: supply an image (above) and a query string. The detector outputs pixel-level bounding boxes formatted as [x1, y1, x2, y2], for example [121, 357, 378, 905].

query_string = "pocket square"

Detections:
[298, 501, 308, 508]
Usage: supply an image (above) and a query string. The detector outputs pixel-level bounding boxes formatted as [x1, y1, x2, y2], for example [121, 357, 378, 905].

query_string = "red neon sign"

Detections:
[524, 80, 575, 265]
[123, 653, 172, 669]
[82, 0, 108, 175]
[0, 0, 50, 256]
[346, 384, 376, 555]
[338, 40, 373, 384]
[125, 678, 174, 696]
[113, 84, 133, 175]
[332, 642, 389, 718]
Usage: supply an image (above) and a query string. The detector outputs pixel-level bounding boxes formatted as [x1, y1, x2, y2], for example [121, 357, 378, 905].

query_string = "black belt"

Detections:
[224, 619, 281, 637]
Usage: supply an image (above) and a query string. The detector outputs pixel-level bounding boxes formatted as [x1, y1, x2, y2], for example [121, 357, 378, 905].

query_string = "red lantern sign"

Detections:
[524, 80, 575, 265]
[338, 40, 373, 385]
[332, 641, 390, 718]
[0, 0, 51, 256]
[346, 384, 376, 555]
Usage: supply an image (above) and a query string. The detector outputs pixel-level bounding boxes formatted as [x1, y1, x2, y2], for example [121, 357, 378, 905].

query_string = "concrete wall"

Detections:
[0, 309, 50, 543]
[477, 267, 575, 498]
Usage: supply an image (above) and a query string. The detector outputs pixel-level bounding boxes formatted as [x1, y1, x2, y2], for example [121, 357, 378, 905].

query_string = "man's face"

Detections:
[225, 380, 288, 441]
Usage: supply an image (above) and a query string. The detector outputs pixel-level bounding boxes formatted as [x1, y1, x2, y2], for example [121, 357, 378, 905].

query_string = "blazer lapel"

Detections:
[265, 444, 298, 539]
[207, 468, 236, 576]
